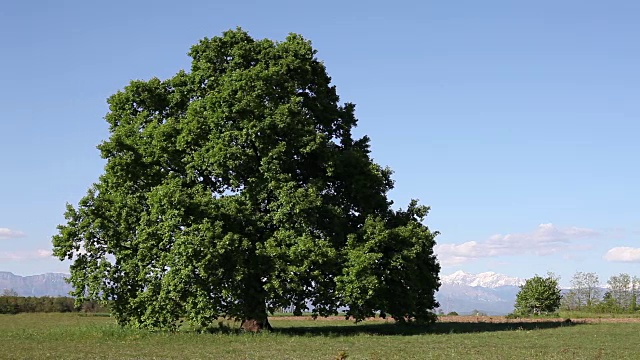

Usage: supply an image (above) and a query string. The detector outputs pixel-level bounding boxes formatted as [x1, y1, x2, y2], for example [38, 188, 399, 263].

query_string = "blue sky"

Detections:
[1, 0, 638, 286]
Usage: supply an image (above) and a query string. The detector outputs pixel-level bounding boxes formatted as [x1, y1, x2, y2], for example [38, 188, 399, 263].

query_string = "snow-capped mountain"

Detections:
[0, 269, 526, 315]
[441, 270, 525, 288]
[435, 271, 526, 314]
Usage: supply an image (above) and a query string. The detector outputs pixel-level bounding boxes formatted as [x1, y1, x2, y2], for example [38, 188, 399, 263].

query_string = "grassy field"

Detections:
[557, 310, 640, 319]
[3, 313, 640, 359]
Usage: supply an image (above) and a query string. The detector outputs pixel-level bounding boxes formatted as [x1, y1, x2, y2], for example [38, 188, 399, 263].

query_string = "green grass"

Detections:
[558, 310, 640, 318]
[2, 313, 639, 359]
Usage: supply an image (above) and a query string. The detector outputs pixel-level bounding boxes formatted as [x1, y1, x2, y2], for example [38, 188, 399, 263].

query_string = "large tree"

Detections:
[52, 29, 440, 331]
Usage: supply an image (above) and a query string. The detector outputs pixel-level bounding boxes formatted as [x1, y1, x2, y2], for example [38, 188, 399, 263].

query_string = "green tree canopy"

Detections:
[52, 28, 441, 331]
[514, 273, 562, 316]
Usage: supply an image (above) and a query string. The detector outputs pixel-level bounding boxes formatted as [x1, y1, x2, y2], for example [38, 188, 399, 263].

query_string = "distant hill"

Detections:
[0, 272, 72, 297]
[436, 283, 521, 315]
[436, 271, 525, 315]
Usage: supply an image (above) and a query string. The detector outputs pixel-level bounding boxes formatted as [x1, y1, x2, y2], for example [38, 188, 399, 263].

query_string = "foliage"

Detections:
[446, 311, 459, 316]
[562, 272, 640, 314]
[514, 274, 562, 316]
[52, 28, 440, 331]
[0, 296, 105, 314]
[1, 289, 19, 297]
[593, 292, 624, 313]
[607, 273, 640, 311]
[563, 272, 601, 311]
[504, 312, 518, 319]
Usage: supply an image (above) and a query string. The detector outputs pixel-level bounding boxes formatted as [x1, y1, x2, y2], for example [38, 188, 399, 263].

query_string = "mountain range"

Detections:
[441, 270, 525, 288]
[0, 272, 72, 297]
[436, 271, 525, 315]
[1, 270, 525, 315]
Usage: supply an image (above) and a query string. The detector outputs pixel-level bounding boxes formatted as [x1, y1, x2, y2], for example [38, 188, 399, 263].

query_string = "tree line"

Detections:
[512, 271, 640, 317]
[0, 289, 107, 314]
[562, 272, 640, 313]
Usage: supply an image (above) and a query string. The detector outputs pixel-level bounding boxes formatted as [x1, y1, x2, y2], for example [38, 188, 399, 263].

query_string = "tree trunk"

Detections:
[240, 272, 272, 332]
[241, 317, 273, 332]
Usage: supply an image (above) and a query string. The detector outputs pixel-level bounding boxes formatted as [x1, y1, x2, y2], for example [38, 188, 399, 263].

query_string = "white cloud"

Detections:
[438, 256, 471, 267]
[0, 249, 53, 261]
[36, 249, 53, 258]
[0, 228, 25, 240]
[436, 223, 599, 266]
[0, 252, 23, 261]
[603, 247, 640, 263]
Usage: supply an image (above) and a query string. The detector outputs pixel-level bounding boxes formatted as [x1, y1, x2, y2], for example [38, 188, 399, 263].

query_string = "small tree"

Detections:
[1, 289, 18, 297]
[595, 291, 622, 313]
[631, 276, 640, 311]
[606, 273, 640, 312]
[560, 289, 578, 311]
[567, 271, 601, 310]
[514, 274, 562, 316]
[608, 273, 633, 310]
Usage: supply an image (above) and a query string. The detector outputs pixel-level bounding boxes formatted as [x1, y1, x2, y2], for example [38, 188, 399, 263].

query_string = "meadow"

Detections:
[3, 313, 640, 359]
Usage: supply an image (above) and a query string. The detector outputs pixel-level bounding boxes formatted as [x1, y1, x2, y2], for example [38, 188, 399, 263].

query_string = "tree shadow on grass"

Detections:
[272, 319, 585, 337]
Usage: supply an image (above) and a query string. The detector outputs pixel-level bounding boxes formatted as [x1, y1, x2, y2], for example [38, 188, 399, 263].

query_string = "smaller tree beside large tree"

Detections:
[514, 273, 562, 316]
